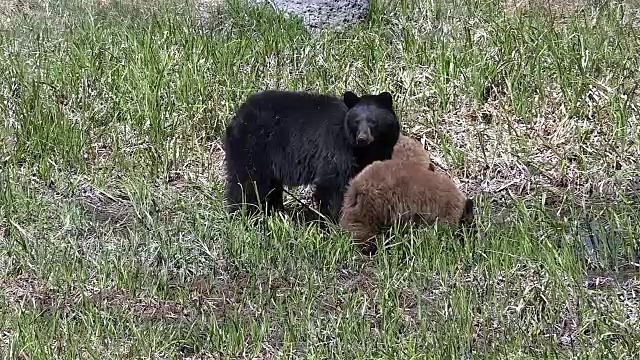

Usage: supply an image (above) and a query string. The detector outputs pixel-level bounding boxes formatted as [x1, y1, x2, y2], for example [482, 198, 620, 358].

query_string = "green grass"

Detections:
[1, 0, 640, 358]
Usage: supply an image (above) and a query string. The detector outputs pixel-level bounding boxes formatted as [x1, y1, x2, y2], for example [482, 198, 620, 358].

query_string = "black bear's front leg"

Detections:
[265, 180, 284, 214]
[313, 178, 348, 223]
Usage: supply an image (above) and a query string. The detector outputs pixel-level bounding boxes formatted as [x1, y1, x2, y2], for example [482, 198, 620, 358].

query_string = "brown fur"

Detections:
[391, 135, 434, 170]
[340, 135, 473, 254]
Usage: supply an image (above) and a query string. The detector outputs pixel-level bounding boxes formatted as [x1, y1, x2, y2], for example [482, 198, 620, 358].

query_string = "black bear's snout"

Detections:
[355, 123, 373, 146]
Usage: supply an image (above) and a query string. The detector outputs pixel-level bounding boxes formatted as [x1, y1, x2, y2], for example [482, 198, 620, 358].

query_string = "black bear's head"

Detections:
[342, 91, 400, 152]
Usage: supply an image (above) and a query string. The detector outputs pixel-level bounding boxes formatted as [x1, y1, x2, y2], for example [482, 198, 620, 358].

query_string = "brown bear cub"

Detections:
[339, 135, 474, 255]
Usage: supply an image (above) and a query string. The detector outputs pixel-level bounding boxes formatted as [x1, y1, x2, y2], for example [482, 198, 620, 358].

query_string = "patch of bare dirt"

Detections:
[183, 352, 220, 360]
[503, 0, 599, 15]
[2, 273, 66, 312]
[86, 288, 190, 321]
[74, 182, 136, 227]
[1, 268, 281, 327]
[183, 350, 281, 360]
[1, 272, 194, 321]
[188, 273, 244, 319]
[85, 134, 115, 169]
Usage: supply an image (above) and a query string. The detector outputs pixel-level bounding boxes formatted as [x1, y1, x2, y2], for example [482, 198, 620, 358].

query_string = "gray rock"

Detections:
[255, 0, 370, 31]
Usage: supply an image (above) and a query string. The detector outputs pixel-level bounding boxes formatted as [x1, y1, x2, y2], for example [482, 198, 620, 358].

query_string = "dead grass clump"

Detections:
[2, 273, 71, 313]
[86, 288, 190, 321]
[407, 88, 639, 210]
[503, 0, 599, 16]
[0, 0, 45, 17]
[74, 182, 136, 227]
[2, 272, 193, 321]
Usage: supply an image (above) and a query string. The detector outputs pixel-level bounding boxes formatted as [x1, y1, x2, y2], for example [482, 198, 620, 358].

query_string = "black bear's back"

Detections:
[245, 90, 342, 109]
[238, 90, 346, 126]
[226, 90, 350, 186]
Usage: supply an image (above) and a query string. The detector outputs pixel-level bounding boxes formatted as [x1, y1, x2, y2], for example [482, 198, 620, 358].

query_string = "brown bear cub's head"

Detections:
[391, 135, 435, 171]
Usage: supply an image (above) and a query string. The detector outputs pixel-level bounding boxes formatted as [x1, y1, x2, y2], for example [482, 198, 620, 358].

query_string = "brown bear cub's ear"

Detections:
[343, 91, 360, 109]
[428, 163, 435, 171]
[375, 91, 393, 110]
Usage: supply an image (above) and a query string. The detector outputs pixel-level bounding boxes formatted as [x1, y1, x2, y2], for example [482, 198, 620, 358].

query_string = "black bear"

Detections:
[223, 89, 401, 222]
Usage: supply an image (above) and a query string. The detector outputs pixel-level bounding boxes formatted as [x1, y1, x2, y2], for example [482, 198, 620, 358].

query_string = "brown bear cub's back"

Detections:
[340, 135, 473, 254]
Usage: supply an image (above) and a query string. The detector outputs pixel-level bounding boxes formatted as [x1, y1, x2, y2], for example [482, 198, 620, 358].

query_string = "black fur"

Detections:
[223, 90, 400, 222]
[462, 198, 475, 225]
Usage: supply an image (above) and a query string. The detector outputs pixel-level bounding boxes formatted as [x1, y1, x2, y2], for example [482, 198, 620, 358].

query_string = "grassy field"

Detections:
[1, 0, 640, 358]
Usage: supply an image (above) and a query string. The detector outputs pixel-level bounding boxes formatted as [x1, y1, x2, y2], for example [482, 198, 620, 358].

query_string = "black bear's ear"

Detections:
[376, 92, 393, 110]
[343, 91, 360, 109]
